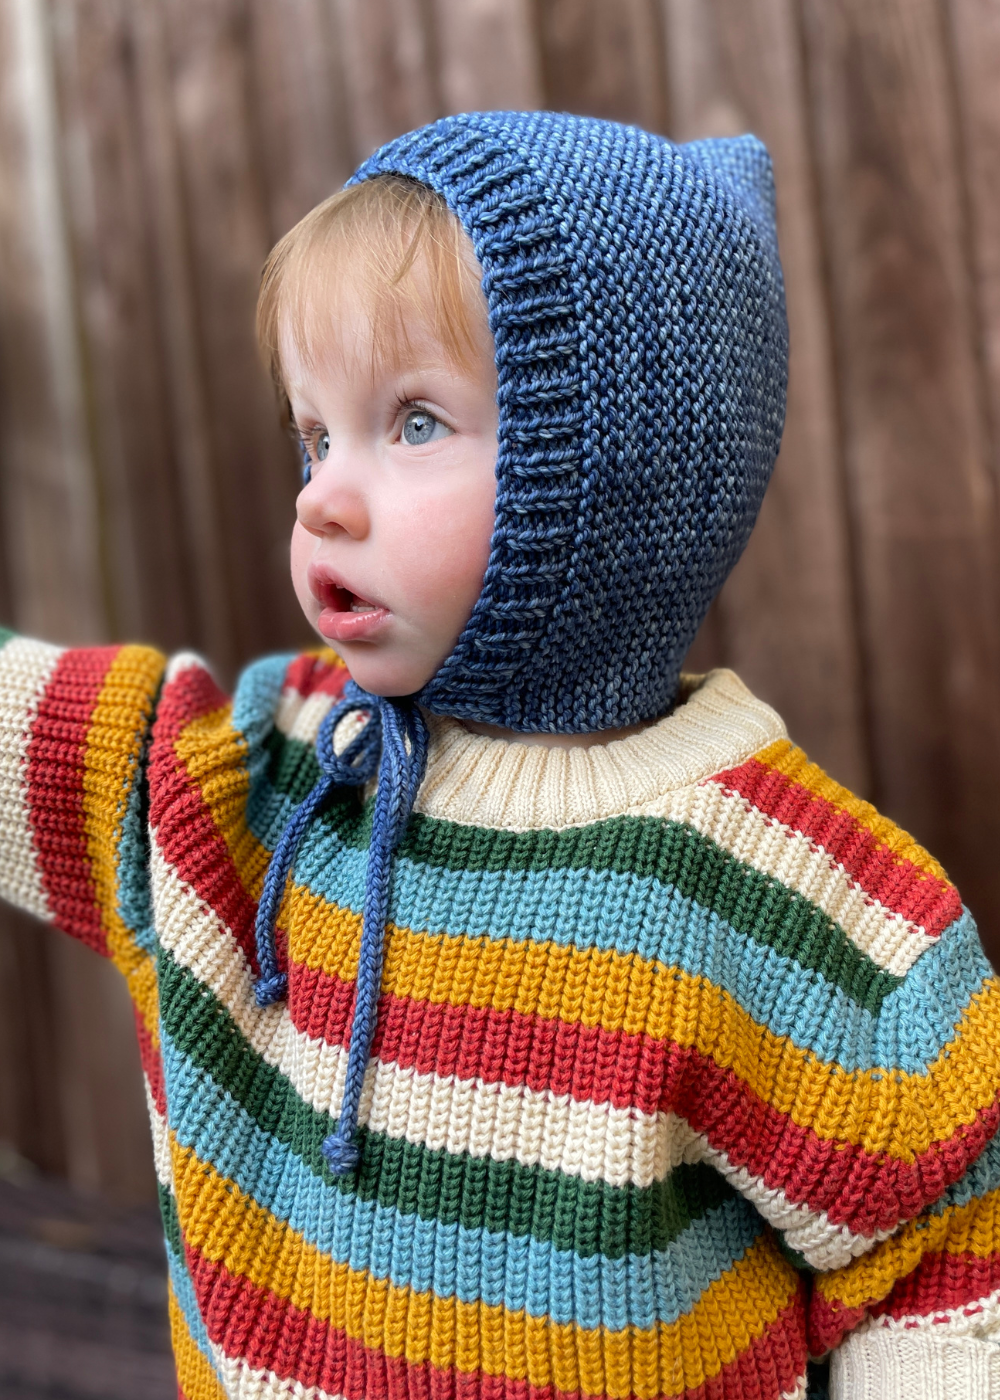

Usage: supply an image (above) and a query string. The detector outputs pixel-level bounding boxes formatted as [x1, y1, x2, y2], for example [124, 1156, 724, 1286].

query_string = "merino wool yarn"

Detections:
[350, 112, 788, 733]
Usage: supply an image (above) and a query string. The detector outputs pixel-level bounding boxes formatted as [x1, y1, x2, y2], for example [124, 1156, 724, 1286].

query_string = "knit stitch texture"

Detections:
[349, 112, 788, 733]
[2, 631, 999, 1399]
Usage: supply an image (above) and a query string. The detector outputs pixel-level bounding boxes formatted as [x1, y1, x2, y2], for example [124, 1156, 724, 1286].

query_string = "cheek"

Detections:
[289, 522, 316, 613]
[387, 472, 495, 617]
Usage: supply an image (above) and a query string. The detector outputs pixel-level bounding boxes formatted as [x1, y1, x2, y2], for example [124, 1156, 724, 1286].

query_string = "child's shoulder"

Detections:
[705, 733, 965, 982]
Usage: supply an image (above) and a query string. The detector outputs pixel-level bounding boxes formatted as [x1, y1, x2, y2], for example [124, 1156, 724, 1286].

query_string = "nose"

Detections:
[296, 444, 370, 541]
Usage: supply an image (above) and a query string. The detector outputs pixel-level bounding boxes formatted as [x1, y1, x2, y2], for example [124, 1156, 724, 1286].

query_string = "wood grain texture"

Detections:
[332, 0, 441, 162]
[48, 0, 194, 649]
[433, 0, 542, 114]
[801, 0, 1000, 939]
[0, 0, 106, 644]
[159, 0, 307, 671]
[946, 0, 1000, 486]
[536, 0, 669, 132]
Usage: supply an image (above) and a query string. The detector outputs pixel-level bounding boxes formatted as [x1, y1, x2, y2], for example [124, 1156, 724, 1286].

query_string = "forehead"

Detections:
[278, 239, 494, 396]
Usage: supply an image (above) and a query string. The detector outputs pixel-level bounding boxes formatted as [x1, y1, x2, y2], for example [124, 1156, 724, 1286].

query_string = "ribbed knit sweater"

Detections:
[2, 630, 1000, 1400]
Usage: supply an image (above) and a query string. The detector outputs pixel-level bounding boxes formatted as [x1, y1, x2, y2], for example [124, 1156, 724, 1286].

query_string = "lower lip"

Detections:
[317, 605, 391, 643]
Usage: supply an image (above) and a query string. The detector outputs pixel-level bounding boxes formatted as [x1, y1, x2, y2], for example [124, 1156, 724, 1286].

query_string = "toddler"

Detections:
[2, 111, 999, 1400]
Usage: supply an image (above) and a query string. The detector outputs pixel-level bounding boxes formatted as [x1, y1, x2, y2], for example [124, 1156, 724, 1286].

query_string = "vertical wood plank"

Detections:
[432, 0, 543, 114]
[331, 0, 441, 163]
[246, 0, 354, 241]
[0, 0, 156, 1199]
[801, 0, 1000, 936]
[160, 0, 309, 672]
[131, 0, 235, 671]
[48, 0, 195, 651]
[0, 0, 106, 644]
[663, 0, 870, 793]
[946, 0, 1000, 484]
[536, 0, 670, 133]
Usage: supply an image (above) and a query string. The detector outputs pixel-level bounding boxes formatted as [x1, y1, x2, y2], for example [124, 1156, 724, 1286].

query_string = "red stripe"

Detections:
[149, 664, 261, 973]
[25, 646, 123, 954]
[877, 1246, 1000, 1323]
[809, 1247, 1000, 1352]
[283, 652, 350, 700]
[135, 1007, 167, 1119]
[289, 960, 998, 1237]
[710, 756, 961, 936]
[185, 1240, 807, 1400]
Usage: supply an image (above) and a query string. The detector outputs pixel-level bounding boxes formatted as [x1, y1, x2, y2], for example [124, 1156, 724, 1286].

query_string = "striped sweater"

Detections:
[1, 629, 999, 1400]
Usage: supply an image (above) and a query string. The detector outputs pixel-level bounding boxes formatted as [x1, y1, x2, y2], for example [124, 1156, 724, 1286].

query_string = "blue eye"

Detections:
[402, 409, 450, 446]
[299, 430, 330, 485]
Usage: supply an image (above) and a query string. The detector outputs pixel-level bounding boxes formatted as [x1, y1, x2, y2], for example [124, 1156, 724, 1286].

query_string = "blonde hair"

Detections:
[257, 175, 489, 410]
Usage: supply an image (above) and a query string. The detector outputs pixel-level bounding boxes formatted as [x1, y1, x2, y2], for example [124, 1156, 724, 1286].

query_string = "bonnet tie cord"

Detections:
[253, 679, 429, 1174]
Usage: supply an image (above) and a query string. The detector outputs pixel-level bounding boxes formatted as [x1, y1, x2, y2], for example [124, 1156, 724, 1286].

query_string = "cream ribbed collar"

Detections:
[415, 669, 786, 832]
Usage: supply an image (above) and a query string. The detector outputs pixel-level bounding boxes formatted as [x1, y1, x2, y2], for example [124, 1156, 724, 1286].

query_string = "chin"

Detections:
[336, 647, 434, 699]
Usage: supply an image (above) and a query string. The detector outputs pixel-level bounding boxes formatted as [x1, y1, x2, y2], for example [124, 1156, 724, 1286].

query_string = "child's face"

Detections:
[286, 263, 498, 697]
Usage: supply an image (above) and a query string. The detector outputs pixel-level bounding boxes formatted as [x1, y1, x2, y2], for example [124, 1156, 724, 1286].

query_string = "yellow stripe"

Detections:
[81, 645, 165, 1038]
[817, 1186, 1000, 1310]
[169, 1281, 227, 1400]
[171, 1135, 797, 1399]
[172, 703, 260, 872]
[285, 881, 1000, 1160]
[757, 740, 951, 886]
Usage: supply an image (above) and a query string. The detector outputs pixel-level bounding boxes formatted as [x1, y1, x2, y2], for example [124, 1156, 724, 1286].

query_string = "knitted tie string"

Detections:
[252, 680, 429, 1174]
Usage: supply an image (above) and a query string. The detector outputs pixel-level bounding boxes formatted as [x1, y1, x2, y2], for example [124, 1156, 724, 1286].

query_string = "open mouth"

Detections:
[311, 574, 390, 643]
[318, 581, 380, 614]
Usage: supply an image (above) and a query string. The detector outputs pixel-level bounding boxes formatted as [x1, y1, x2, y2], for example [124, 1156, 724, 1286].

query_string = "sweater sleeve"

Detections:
[814, 904, 1000, 1398]
[707, 737, 1000, 1397]
[0, 628, 166, 983]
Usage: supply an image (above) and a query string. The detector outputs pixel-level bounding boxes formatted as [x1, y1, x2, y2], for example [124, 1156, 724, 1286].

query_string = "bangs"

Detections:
[256, 176, 488, 404]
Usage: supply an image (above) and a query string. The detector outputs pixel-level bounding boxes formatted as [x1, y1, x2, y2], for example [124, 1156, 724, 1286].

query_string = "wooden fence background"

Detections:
[0, 0, 999, 1202]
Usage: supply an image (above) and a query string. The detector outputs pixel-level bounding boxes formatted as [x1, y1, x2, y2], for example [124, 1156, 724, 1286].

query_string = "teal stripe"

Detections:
[159, 1025, 762, 1330]
[0, 626, 15, 649]
[278, 813, 981, 1075]
[157, 945, 731, 1261]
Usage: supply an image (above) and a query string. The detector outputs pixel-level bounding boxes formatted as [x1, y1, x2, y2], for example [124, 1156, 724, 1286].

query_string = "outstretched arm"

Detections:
[0, 629, 166, 990]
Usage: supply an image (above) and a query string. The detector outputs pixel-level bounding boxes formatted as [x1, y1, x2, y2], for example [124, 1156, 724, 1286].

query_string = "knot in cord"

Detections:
[253, 680, 429, 1174]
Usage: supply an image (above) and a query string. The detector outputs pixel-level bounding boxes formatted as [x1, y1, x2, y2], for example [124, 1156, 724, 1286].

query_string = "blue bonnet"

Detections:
[356, 109, 788, 733]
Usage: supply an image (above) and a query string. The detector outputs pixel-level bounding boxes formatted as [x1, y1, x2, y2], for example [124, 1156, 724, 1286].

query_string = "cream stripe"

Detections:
[273, 669, 787, 827]
[210, 1348, 347, 1400]
[145, 1074, 173, 1191]
[865, 1284, 1000, 1338]
[164, 650, 213, 684]
[0, 636, 64, 921]
[151, 840, 874, 1266]
[632, 780, 934, 973]
[696, 1138, 890, 1272]
[272, 672, 928, 971]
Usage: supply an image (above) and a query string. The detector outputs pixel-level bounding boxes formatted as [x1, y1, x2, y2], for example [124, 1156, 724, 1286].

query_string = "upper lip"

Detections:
[307, 561, 384, 612]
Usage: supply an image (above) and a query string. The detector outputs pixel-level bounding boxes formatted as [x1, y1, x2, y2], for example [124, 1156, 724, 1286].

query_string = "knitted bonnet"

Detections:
[254, 111, 788, 1171]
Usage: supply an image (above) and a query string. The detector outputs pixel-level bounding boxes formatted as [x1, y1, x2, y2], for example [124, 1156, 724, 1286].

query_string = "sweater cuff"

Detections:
[831, 1325, 1000, 1399]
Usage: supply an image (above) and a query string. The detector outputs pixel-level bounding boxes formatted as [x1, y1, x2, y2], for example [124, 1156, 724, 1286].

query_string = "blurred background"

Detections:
[0, 0, 999, 1389]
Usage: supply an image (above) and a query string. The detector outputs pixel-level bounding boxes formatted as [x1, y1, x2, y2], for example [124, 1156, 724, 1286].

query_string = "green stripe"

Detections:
[159, 947, 735, 1259]
[264, 726, 324, 806]
[262, 728, 897, 1012]
[159, 1181, 183, 1260]
[0, 626, 16, 650]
